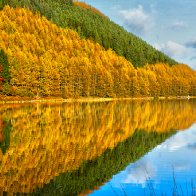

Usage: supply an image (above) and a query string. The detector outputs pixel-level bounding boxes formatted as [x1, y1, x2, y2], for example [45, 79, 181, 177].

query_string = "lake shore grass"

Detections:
[0, 95, 196, 104]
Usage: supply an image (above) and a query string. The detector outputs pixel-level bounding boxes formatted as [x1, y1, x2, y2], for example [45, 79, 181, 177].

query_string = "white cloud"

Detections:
[169, 21, 188, 29]
[186, 38, 196, 48]
[187, 143, 196, 151]
[174, 164, 190, 172]
[110, 5, 121, 10]
[123, 160, 156, 187]
[191, 56, 196, 60]
[160, 124, 196, 152]
[119, 5, 153, 34]
[154, 41, 196, 58]
[164, 41, 187, 56]
[154, 41, 196, 69]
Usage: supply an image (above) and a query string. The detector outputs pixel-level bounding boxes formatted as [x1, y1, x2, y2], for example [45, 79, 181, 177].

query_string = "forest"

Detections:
[0, 6, 195, 98]
[1, 0, 177, 67]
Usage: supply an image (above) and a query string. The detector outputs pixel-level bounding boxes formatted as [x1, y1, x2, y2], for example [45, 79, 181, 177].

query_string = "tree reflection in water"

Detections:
[0, 99, 195, 194]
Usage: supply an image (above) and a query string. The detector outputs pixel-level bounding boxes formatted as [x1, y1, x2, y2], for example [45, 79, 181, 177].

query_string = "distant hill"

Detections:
[2, 0, 177, 67]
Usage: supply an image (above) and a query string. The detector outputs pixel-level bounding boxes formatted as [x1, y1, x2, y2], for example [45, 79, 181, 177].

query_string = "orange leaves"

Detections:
[73, 1, 108, 18]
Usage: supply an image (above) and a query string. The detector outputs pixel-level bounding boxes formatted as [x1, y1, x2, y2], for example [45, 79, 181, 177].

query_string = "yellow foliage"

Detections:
[0, 6, 196, 98]
[0, 6, 135, 98]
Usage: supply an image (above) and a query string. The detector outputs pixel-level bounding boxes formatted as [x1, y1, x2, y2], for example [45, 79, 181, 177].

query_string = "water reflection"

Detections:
[0, 100, 195, 194]
[98, 124, 196, 196]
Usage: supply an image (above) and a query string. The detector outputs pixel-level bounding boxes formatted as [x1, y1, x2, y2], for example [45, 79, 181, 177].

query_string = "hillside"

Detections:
[2, 0, 177, 67]
[0, 6, 196, 98]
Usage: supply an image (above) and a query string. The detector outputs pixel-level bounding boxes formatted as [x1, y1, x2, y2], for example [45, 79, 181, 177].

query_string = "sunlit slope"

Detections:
[0, 100, 196, 193]
[3, 0, 177, 67]
[0, 6, 134, 97]
[0, 6, 196, 98]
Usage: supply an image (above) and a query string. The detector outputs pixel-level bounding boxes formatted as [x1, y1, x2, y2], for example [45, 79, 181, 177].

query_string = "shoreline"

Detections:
[0, 96, 195, 104]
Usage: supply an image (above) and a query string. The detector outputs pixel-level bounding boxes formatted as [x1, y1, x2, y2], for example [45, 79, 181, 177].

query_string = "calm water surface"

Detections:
[0, 99, 195, 195]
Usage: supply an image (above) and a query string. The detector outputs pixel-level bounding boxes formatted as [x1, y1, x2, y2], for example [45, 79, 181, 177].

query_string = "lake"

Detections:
[0, 99, 195, 195]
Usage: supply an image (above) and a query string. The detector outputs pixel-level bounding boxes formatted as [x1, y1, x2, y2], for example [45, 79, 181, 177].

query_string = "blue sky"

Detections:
[85, 0, 196, 69]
